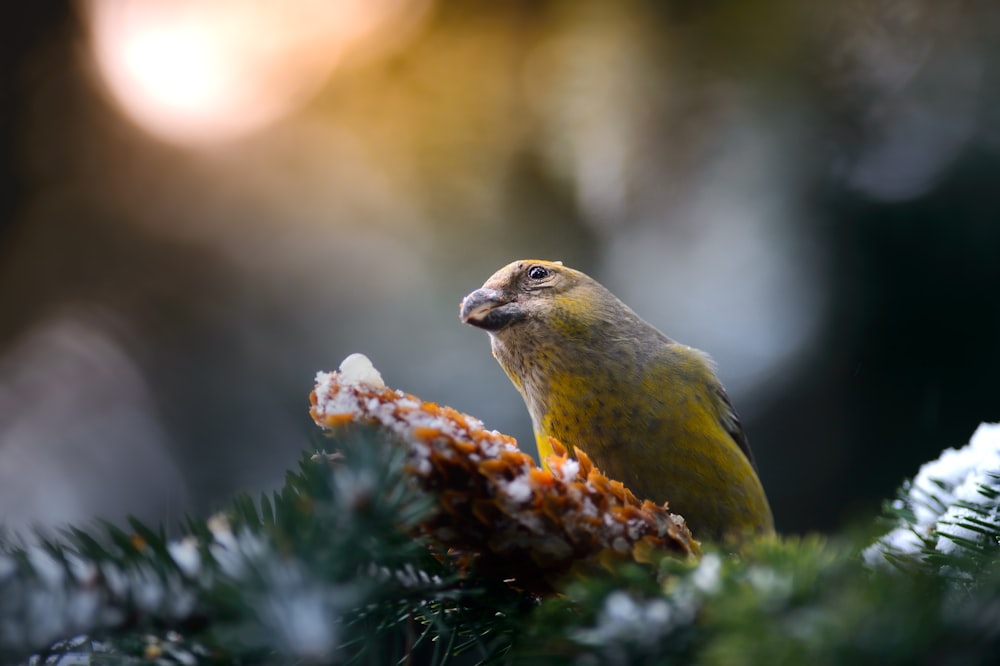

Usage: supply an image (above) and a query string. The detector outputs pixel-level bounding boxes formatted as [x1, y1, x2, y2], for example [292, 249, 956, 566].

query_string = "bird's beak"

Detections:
[460, 288, 519, 331]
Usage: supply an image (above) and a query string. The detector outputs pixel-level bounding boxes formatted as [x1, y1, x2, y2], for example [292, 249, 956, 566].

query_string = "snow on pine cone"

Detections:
[310, 354, 698, 593]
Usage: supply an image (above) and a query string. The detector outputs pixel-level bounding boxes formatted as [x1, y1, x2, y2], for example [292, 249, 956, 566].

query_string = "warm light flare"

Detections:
[81, 0, 429, 146]
[117, 24, 229, 115]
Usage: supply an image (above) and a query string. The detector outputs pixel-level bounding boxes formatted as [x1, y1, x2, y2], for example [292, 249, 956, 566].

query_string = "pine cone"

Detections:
[309, 354, 698, 592]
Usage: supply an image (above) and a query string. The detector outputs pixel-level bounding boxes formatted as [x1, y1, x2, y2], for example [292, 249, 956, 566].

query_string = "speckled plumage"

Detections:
[461, 259, 774, 541]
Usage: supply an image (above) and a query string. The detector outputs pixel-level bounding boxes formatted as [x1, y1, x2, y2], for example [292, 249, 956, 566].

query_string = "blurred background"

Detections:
[1, 0, 998, 536]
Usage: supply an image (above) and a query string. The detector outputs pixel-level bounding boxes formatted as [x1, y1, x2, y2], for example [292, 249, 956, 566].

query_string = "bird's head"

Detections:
[459, 259, 613, 335]
[460, 260, 580, 333]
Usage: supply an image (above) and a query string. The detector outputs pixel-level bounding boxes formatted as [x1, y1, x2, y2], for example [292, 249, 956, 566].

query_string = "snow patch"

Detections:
[691, 552, 722, 593]
[572, 591, 676, 650]
[168, 537, 202, 577]
[865, 422, 1000, 565]
[501, 477, 534, 504]
[338, 353, 385, 389]
[556, 459, 580, 484]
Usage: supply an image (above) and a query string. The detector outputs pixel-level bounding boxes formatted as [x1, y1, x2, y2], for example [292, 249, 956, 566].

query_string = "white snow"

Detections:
[266, 591, 338, 660]
[500, 476, 534, 504]
[580, 498, 599, 517]
[625, 518, 646, 540]
[933, 423, 1000, 552]
[101, 563, 127, 598]
[572, 591, 676, 650]
[313, 371, 334, 406]
[256, 562, 341, 661]
[168, 537, 202, 577]
[337, 353, 385, 389]
[312, 370, 357, 417]
[556, 459, 580, 484]
[130, 564, 166, 613]
[164, 643, 199, 666]
[392, 563, 437, 588]
[207, 513, 237, 550]
[747, 565, 793, 601]
[64, 554, 96, 585]
[691, 552, 722, 593]
[865, 422, 1000, 565]
[27, 547, 64, 587]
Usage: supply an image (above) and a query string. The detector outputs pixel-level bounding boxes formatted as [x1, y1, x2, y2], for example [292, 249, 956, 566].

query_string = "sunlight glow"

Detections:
[118, 25, 228, 115]
[82, 0, 428, 146]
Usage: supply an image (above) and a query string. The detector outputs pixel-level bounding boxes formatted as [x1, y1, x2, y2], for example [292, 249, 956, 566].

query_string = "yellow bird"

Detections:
[460, 259, 774, 542]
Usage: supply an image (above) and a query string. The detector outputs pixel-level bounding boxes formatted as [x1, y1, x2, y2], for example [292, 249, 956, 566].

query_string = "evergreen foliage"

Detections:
[0, 427, 523, 664]
[1, 422, 999, 665]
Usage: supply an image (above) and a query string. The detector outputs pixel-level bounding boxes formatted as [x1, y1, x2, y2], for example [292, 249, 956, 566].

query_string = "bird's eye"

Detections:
[527, 265, 550, 281]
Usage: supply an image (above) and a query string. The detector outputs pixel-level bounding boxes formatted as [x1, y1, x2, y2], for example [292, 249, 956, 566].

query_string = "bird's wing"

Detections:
[715, 386, 759, 472]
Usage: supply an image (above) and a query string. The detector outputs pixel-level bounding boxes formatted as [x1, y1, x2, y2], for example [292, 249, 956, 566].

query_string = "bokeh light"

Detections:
[82, 0, 429, 145]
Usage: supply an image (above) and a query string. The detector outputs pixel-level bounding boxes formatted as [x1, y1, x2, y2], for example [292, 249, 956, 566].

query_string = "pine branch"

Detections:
[516, 536, 1000, 665]
[0, 427, 522, 664]
[864, 423, 1000, 573]
[4, 352, 1000, 665]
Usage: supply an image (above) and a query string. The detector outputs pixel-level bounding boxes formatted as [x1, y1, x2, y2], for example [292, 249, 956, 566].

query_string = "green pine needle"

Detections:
[3, 424, 1000, 664]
